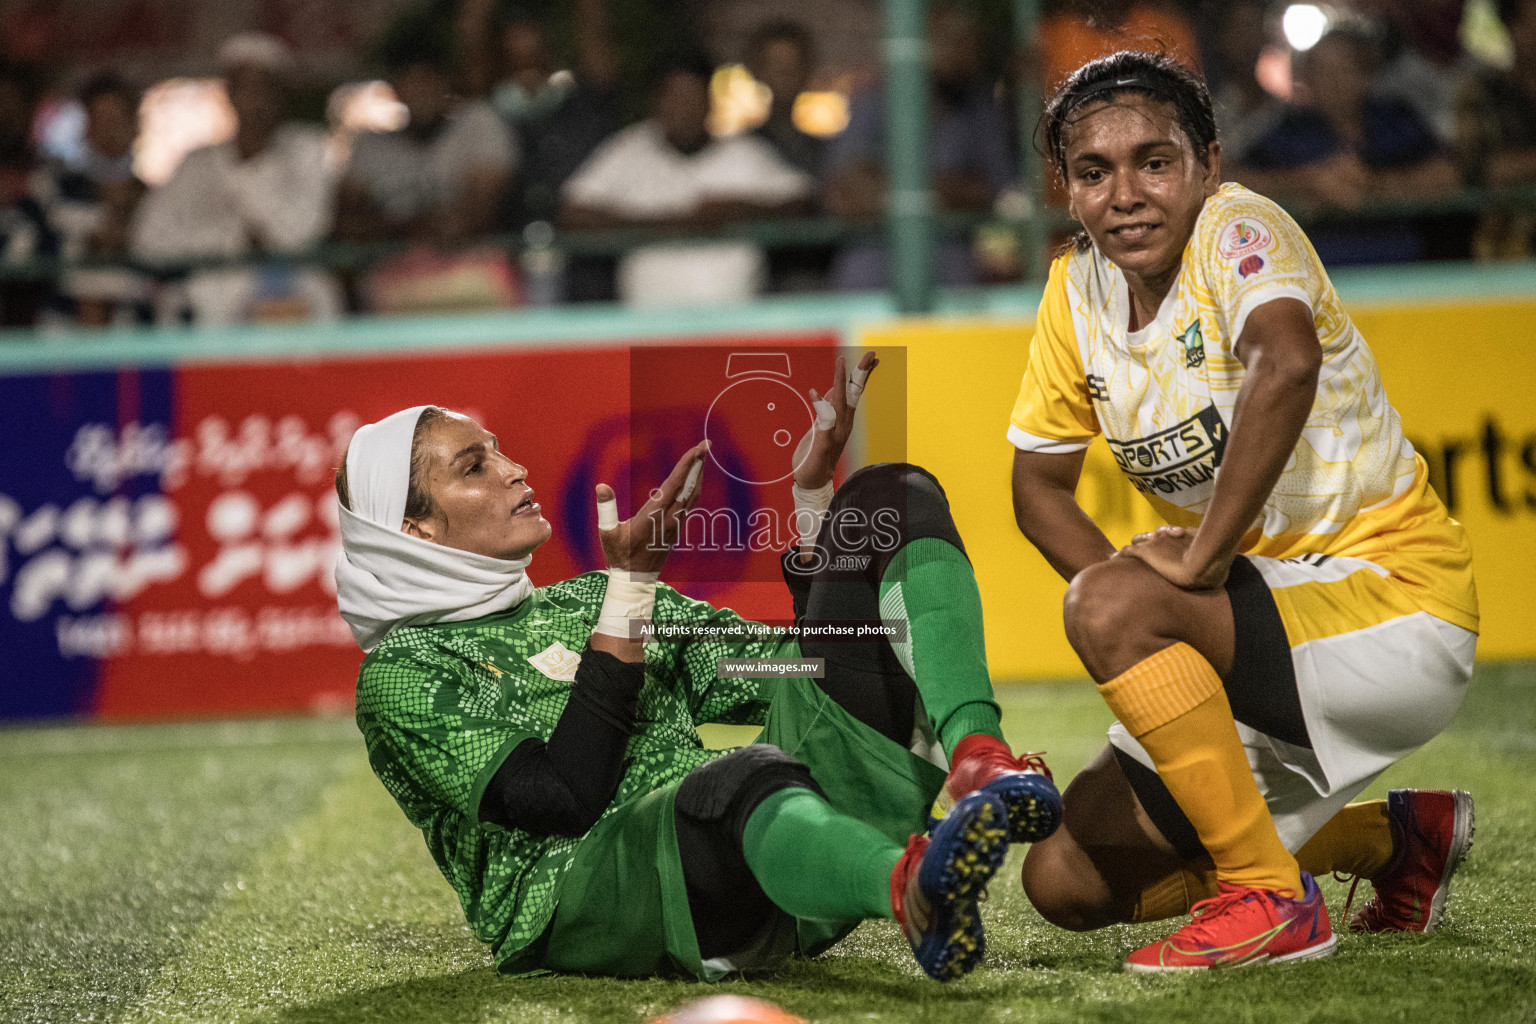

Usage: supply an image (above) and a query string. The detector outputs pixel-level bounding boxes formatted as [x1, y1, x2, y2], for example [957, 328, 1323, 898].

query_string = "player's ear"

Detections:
[1201, 140, 1222, 193]
[402, 516, 438, 543]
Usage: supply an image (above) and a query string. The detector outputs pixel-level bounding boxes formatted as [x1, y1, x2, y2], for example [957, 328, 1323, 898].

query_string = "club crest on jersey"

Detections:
[1217, 217, 1274, 261]
[528, 641, 582, 681]
[1177, 319, 1206, 368]
[1238, 254, 1265, 278]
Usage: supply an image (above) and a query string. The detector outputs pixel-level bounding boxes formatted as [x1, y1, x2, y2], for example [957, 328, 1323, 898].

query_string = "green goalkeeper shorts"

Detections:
[506, 672, 946, 980]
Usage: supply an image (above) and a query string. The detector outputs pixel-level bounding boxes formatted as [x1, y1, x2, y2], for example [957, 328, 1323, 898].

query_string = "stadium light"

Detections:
[1282, 4, 1331, 51]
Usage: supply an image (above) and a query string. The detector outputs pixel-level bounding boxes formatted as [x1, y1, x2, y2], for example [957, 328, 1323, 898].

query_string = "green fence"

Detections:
[7, 0, 1536, 322]
[6, 257, 1535, 376]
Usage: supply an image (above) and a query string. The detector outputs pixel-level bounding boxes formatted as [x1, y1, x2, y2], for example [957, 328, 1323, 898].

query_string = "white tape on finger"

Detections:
[597, 497, 619, 531]
[846, 366, 869, 408]
[814, 398, 836, 431]
[678, 459, 703, 503]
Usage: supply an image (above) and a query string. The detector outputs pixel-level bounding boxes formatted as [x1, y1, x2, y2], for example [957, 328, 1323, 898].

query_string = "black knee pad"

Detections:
[831, 462, 950, 522]
[676, 744, 825, 844]
[817, 463, 968, 583]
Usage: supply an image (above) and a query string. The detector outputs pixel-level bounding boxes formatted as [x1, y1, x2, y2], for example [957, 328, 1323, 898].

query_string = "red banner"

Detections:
[64, 333, 835, 719]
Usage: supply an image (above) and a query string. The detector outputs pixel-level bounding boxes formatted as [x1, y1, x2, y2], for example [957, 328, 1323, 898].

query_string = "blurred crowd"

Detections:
[1, 0, 1535, 329]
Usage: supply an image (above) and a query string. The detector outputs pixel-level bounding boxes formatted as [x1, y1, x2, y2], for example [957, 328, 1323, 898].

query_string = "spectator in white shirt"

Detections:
[131, 33, 339, 325]
[560, 51, 812, 306]
[337, 10, 517, 247]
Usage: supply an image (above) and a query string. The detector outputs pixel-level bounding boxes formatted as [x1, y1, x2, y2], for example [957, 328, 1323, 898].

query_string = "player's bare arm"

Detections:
[1011, 447, 1116, 582]
[1119, 297, 1321, 590]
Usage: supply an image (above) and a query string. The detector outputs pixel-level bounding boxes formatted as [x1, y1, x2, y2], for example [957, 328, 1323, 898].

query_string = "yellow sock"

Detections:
[1101, 643, 1303, 895]
[1297, 800, 1395, 879]
[1131, 865, 1219, 923]
[1130, 800, 1394, 922]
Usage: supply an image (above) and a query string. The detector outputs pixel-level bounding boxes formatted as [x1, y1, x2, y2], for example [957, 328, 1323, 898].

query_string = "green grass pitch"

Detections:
[4, 663, 1535, 1024]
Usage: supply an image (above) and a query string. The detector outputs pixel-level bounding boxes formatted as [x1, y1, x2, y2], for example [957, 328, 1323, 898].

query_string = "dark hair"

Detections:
[79, 72, 139, 110]
[334, 406, 450, 525]
[745, 19, 816, 67]
[377, 5, 455, 76]
[1041, 51, 1217, 252]
[645, 48, 716, 96]
[1498, 0, 1534, 28]
[1042, 50, 1217, 184]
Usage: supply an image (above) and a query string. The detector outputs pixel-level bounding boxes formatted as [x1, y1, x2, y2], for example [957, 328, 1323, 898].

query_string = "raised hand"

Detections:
[793, 351, 880, 490]
[595, 441, 709, 575]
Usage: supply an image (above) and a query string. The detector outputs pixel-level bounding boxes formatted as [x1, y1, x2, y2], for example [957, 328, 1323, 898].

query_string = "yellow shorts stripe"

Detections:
[1268, 564, 1424, 647]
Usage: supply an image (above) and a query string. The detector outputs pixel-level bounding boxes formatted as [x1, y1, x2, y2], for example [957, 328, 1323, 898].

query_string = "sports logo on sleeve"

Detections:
[1217, 218, 1275, 262]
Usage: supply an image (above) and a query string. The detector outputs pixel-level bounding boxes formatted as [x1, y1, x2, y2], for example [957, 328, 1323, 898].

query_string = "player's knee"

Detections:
[836, 463, 946, 519]
[676, 744, 823, 840]
[1062, 560, 1137, 647]
[1020, 841, 1111, 933]
[1063, 560, 1162, 674]
[825, 463, 963, 568]
[841, 460, 934, 492]
[897, 464, 950, 513]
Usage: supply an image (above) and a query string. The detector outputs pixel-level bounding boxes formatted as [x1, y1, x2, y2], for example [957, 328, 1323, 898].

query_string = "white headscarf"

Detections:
[335, 406, 536, 652]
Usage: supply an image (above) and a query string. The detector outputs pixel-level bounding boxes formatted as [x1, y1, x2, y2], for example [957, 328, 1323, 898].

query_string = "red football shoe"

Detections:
[1348, 789, 1475, 934]
[1124, 872, 1336, 972]
[929, 735, 1062, 844]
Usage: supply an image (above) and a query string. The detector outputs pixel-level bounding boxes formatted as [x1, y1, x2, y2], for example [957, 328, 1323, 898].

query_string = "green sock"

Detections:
[879, 537, 1005, 754]
[740, 788, 903, 922]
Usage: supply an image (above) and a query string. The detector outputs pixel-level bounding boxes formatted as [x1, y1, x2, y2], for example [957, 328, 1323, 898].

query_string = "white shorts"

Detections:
[1108, 553, 1477, 856]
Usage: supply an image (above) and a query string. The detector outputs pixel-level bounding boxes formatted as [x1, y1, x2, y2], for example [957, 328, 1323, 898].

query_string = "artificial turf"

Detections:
[3, 663, 1534, 1024]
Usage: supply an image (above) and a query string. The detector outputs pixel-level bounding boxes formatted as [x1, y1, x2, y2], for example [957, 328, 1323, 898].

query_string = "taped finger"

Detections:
[677, 458, 704, 504]
[845, 364, 870, 408]
[597, 495, 619, 531]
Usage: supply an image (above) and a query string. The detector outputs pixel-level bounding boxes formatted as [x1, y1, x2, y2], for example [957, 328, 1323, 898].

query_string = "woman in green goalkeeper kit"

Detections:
[333, 353, 1063, 981]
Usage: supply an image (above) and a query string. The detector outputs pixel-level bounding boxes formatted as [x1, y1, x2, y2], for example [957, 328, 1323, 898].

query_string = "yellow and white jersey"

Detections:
[1009, 183, 1477, 632]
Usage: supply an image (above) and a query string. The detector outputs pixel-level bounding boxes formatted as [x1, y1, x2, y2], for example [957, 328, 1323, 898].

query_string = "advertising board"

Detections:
[0, 332, 840, 719]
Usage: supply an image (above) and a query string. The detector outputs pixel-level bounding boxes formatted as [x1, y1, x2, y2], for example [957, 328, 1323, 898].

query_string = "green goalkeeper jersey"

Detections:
[354, 571, 792, 967]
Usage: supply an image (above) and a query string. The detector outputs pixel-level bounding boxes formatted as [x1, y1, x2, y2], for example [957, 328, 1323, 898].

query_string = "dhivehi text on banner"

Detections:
[0, 332, 839, 720]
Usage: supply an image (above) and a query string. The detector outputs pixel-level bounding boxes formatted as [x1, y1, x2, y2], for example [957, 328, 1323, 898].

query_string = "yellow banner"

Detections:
[859, 298, 1536, 679]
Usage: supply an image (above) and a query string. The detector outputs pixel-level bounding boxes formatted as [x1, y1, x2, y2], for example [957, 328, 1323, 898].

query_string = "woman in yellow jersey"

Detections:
[1007, 51, 1479, 972]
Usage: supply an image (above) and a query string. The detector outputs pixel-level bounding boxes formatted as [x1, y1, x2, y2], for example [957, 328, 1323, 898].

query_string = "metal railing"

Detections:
[5, 0, 1536, 317]
[4, 185, 1533, 286]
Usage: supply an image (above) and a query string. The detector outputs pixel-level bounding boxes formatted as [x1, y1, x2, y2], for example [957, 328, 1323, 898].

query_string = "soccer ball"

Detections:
[647, 994, 805, 1024]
